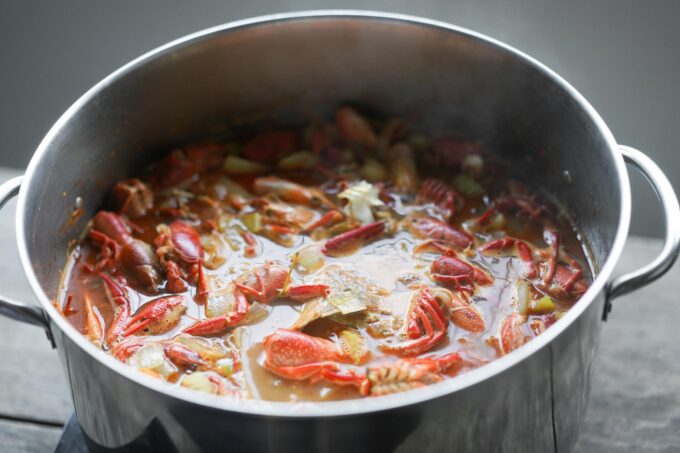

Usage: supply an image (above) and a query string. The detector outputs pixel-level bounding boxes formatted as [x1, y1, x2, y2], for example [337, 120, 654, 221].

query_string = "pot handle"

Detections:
[603, 145, 680, 319]
[0, 176, 53, 342]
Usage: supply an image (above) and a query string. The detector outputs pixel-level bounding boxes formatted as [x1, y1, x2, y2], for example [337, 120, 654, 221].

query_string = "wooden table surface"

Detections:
[0, 168, 677, 452]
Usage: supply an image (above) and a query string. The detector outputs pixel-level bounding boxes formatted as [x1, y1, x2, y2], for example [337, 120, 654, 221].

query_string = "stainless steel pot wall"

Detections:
[0, 11, 678, 453]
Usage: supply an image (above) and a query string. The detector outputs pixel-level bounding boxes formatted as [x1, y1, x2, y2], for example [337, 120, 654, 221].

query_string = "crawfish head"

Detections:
[184, 142, 226, 172]
[493, 192, 546, 220]
[261, 329, 367, 392]
[418, 179, 462, 219]
[148, 149, 197, 190]
[263, 328, 347, 368]
[498, 312, 528, 356]
[167, 221, 203, 264]
[411, 217, 471, 249]
[380, 286, 449, 357]
[163, 342, 205, 368]
[118, 240, 162, 293]
[243, 130, 298, 163]
[431, 288, 485, 333]
[430, 254, 492, 288]
[234, 262, 288, 304]
[110, 178, 153, 218]
[123, 295, 186, 336]
[335, 107, 378, 149]
[550, 265, 588, 298]
[431, 254, 473, 281]
[92, 211, 132, 245]
[91, 211, 162, 292]
[111, 336, 147, 362]
[155, 220, 203, 288]
[252, 176, 332, 207]
[367, 352, 463, 396]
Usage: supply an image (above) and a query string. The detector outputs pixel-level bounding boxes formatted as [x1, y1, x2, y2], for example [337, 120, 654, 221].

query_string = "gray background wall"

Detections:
[1, 0, 678, 237]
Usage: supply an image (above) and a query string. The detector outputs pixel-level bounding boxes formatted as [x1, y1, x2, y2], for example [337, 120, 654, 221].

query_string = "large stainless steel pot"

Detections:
[0, 11, 678, 453]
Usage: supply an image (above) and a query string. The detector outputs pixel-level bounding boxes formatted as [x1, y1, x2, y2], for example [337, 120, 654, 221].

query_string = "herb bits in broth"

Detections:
[59, 106, 591, 401]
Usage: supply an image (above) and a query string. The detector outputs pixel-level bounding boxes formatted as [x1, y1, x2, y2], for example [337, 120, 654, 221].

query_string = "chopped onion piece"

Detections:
[203, 277, 233, 318]
[175, 335, 230, 361]
[240, 302, 270, 325]
[200, 233, 227, 270]
[220, 177, 251, 196]
[296, 245, 325, 273]
[129, 343, 177, 378]
[328, 291, 368, 315]
[181, 372, 218, 394]
[462, 154, 484, 178]
[338, 180, 384, 224]
[293, 297, 340, 329]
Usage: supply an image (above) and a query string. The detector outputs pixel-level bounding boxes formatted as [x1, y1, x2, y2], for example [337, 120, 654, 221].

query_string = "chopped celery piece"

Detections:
[223, 155, 267, 175]
[360, 158, 388, 182]
[215, 357, 235, 378]
[181, 372, 218, 394]
[241, 302, 270, 325]
[530, 296, 556, 314]
[488, 212, 506, 230]
[241, 212, 262, 233]
[277, 151, 319, 170]
[516, 280, 531, 315]
[339, 328, 371, 365]
[453, 174, 485, 197]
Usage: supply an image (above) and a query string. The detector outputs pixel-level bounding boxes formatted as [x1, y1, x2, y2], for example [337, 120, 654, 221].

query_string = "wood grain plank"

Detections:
[0, 418, 62, 453]
[0, 169, 73, 424]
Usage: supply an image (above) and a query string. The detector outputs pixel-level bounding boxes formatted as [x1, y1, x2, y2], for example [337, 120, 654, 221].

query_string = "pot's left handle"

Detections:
[0, 176, 53, 343]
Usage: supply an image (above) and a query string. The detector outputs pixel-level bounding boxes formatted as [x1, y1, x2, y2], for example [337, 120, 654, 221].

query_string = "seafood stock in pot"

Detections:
[58, 106, 591, 402]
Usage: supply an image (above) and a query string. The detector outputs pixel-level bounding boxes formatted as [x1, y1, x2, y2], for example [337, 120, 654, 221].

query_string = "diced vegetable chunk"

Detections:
[530, 296, 556, 314]
[223, 156, 268, 175]
[278, 151, 319, 170]
[338, 181, 384, 224]
[453, 174, 484, 197]
[181, 372, 219, 394]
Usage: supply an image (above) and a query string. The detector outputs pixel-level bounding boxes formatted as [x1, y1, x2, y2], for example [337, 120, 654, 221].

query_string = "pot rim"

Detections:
[16, 10, 631, 418]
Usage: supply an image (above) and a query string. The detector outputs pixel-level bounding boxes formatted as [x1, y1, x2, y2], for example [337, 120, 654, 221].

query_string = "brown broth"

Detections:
[59, 109, 592, 402]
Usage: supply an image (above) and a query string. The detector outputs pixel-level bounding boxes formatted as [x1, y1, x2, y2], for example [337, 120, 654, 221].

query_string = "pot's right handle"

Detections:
[603, 145, 680, 319]
[0, 176, 53, 341]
